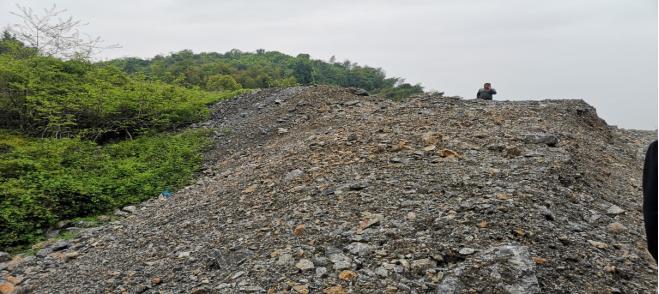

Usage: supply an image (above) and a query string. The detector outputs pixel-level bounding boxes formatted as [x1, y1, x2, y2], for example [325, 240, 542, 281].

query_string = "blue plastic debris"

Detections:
[159, 188, 173, 199]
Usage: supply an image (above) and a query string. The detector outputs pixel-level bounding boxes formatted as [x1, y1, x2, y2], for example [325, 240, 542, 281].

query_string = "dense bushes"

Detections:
[0, 129, 212, 249]
[0, 53, 247, 141]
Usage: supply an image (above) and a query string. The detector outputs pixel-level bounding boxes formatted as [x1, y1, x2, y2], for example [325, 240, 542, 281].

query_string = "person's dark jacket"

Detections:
[643, 140, 657, 262]
[477, 88, 497, 100]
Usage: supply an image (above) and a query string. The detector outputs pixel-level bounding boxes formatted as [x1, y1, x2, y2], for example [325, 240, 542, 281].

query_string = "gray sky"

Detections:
[2, 0, 657, 129]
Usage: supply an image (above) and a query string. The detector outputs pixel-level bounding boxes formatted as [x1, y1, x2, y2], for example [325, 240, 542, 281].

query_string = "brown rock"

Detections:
[0, 282, 15, 294]
[588, 240, 609, 249]
[438, 149, 460, 158]
[495, 193, 511, 200]
[323, 285, 347, 294]
[151, 277, 162, 285]
[421, 132, 441, 145]
[292, 284, 309, 294]
[293, 224, 305, 236]
[607, 222, 627, 234]
[338, 270, 358, 281]
[477, 220, 488, 228]
[242, 184, 257, 193]
[531, 256, 547, 265]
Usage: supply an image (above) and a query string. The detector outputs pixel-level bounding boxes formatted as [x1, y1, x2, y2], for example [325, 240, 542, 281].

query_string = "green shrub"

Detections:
[0, 129, 212, 249]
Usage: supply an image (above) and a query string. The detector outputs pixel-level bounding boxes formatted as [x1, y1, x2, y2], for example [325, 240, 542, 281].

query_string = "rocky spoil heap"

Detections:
[4, 86, 656, 293]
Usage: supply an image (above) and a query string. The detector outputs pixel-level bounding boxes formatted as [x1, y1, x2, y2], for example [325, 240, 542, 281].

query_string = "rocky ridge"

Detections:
[1, 86, 656, 293]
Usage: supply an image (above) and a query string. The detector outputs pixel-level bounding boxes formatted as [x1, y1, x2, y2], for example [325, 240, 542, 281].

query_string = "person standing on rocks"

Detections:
[477, 83, 497, 100]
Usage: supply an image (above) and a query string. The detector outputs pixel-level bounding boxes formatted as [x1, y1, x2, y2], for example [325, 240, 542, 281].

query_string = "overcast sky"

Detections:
[1, 0, 657, 129]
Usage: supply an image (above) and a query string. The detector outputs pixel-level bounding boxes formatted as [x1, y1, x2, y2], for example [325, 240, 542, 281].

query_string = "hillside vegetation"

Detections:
[0, 32, 425, 249]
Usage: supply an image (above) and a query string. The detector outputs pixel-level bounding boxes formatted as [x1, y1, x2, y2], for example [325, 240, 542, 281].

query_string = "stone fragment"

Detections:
[295, 259, 314, 271]
[0, 282, 15, 294]
[292, 284, 309, 294]
[323, 285, 347, 294]
[122, 205, 137, 213]
[587, 240, 609, 249]
[277, 253, 294, 265]
[293, 224, 305, 236]
[338, 270, 358, 281]
[523, 133, 559, 147]
[346, 242, 373, 256]
[438, 149, 460, 158]
[358, 212, 384, 230]
[284, 169, 304, 181]
[316, 267, 328, 277]
[607, 222, 627, 234]
[0, 252, 10, 263]
[606, 205, 625, 215]
[421, 132, 441, 145]
[459, 248, 476, 255]
[329, 253, 352, 270]
[411, 258, 437, 274]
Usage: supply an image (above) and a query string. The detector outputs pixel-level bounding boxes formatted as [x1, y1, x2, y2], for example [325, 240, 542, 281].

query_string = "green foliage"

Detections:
[0, 53, 246, 140]
[206, 74, 242, 91]
[0, 129, 212, 249]
[102, 49, 425, 98]
[379, 83, 425, 100]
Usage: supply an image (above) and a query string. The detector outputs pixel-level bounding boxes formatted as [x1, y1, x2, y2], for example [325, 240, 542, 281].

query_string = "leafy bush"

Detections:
[0, 52, 247, 140]
[0, 129, 212, 249]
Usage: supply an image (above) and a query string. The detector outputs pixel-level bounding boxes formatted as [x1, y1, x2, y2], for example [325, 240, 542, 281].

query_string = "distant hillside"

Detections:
[102, 49, 424, 99]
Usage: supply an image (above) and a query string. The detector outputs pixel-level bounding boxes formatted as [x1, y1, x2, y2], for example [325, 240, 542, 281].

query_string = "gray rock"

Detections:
[536, 205, 555, 221]
[348, 181, 369, 191]
[348, 87, 369, 96]
[411, 258, 437, 274]
[375, 266, 388, 277]
[0, 251, 10, 263]
[113, 209, 129, 217]
[276, 253, 294, 265]
[315, 267, 328, 278]
[606, 205, 625, 215]
[122, 205, 137, 214]
[438, 245, 540, 293]
[36, 247, 53, 258]
[329, 253, 352, 270]
[284, 169, 304, 181]
[295, 259, 314, 271]
[51, 240, 70, 251]
[459, 248, 476, 255]
[523, 133, 559, 147]
[344, 100, 361, 106]
[346, 242, 373, 256]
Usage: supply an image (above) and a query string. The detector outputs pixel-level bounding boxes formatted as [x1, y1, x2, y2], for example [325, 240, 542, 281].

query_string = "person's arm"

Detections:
[643, 140, 658, 262]
[490, 89, 497, 95]
[476, 90, 481, 98]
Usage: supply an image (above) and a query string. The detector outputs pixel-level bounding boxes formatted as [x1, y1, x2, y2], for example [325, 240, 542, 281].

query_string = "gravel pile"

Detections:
[2, 86, 656, 293]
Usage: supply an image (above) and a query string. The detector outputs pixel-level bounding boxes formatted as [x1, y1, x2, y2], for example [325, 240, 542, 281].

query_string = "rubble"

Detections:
[6, 86, 656, 293]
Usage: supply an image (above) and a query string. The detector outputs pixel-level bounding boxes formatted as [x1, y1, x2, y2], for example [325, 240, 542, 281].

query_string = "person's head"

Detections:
[484, 83, 491, 90]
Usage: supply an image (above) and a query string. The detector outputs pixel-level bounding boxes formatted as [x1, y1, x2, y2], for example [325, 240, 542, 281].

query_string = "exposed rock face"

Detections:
[6, 86, 656, 293]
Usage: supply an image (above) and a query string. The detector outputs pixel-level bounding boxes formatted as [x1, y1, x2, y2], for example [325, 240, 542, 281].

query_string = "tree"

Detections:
[206, 75, 242, 91]
[9, 4, 118, 59]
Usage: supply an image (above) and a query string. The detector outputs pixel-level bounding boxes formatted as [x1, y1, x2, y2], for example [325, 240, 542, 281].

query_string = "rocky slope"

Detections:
[2, 86, 657, 293]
